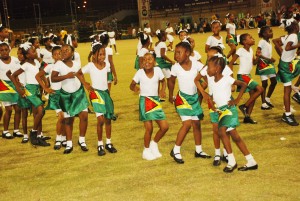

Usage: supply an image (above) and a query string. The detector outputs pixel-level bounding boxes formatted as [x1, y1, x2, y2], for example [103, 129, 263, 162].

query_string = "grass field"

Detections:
[0, 27, 299, 201]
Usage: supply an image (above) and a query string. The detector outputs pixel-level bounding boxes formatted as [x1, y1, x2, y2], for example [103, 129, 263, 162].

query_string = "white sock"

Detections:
[37, 134, 42, 138]
[98, 141, 104, 146]
[265, 97, 270, 102]
[23, 134, 28, 138]
[285, 112, 292, 116]
[215, 148, 221, 156]
[13, 129, 19, 133]
[32, 129, 37, 132]
[150, 140, 157, 146]
[227, 153, 236, 167]
[106, 138, 111, 144]
[40, 132, 43, 136]
[3, 130, 9, 134]
[56, 135, 62, 141]
[66, 140, 72, 148]
[245, 154, 257, 166]
[61, 135, 66, 141]
[223, 148, 228, 156]
[195, 145, 202, 153]
[173, 145, 181, 154]
[79, 136, 85, 143]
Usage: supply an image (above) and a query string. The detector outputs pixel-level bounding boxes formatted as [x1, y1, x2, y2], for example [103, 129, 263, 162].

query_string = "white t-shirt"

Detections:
[138, 47, 149, 57]
[53, 60, 81, 93]
[236, 47, 253, 74]
[36, 48, 41, 58]
[21, 59, 40, 85]
[40, 48, 54, 64]
[144, 27, 151, 34]
[226, 23, 236, 35]
[105, 47, 113, 70]
[73, 51, 81, 67]
[258, 39, 272, 59]
[281, 33, 298, 62]
[44, 63, 62, 90]
[190, 50, 201, 62]
[0, 56, 20, 81]
[210, 75, 235, 107]
[133, 67, 164, 96]
[171, 60, 204, 95]
[165, 27, 174, 34]
[81, 62, 110, 91]
[200, 65, 233, 95]
[108, 31, 115, 38]
[154, 42, 167, 58]
[206, 35, 225, 49]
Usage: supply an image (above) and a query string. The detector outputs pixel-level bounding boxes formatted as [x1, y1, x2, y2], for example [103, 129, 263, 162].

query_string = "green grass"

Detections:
[0, 27, 299, 201]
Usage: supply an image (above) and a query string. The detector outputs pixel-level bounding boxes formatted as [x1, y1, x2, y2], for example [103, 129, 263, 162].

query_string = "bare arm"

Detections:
[138, 57, 144, 69]
[272, 37, 283, 56]
[35, 70, 54, 94]
[87, 51, 92, 62]
[75, 69, 93, 91]
[161, 48, 174, 64]
[285, 41, 300, 51]
[51, 71, 74, 83]
[168, 75, 176, 103]
[129, 80, 139, 92]
[228, 54, 239, 70]
[159, 79, 166, 98]
[11, 68, 25, 97]
[228, 80, 247, 106]
[205, 44, 210, 53]
[108, 55, 118, 85]
[256, 47, 276, 63]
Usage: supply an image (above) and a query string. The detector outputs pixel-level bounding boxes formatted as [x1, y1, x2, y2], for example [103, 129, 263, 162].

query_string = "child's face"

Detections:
[17, 49, 25, 62]
[143, 54, 155, 70]
[229, 14, 235, 21]
[207, 61, 217, 77]
[245, 35, 255, 45]
[61, 46, 73, 60]
[94, 48, 106, 63]
[33, 39, 40, 48]
[174, 46, 189, 64]
[26, 47, 37, 59]
[52, 49, 62, 62]
[179, 31, 187, 41]
[211, 23, 221, 35]
[45, 39, 51, 47]
[72, 39, 78, 48]
[0, 45, 10, 59]
[161, 33, 167, 42]
[0, 28, 10, 38]
[265, 28, 273, 39]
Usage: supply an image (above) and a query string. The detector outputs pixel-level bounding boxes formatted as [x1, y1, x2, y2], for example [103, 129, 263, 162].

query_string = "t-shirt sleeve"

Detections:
[170, 64, 178, 77]
[226, 76, 235, 85]
[107, 48, 113, 56]
[81, 63, 90, 74]
[20, 63, 27, 71]
[133, 70, 141, 83]
[205, 36, 212, 45]
[258, 40, 264, 49]
[226, 24, 230, 29]
[43, 64, 52, 74]
[52, 61, 61, 73]
[287, 34, 298, 43]
[222, 65, 233, 76]
[236, 48, 243, 56]
[156, 68, 165, 80]
[200, 66, 208, 76]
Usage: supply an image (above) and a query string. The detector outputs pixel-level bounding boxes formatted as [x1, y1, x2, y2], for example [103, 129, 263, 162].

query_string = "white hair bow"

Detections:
[211, 20, 222, 26]
[65, 34, 72, 46]
[89, 34, 96, 39]
[99, 31, 107, 37]
[214, 53, 224, 58]
[143, 33, 148, 40]
[281, 18, 295, 27]
[155, 29, 161, 35]
[91, 41, 102, 48]
[182, 38, 191, 46]
[20, 42, 32, 51]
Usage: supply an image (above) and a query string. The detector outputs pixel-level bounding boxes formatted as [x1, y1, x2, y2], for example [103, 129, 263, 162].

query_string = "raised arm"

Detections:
[35, 70, 54, 94]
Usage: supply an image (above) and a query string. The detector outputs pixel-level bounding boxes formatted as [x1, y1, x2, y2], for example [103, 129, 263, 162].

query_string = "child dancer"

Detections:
[28, 37, 41, 58]
[11, 43, 50, 146]
[226, 13, 238, 60]
[144, 23, 153, 49]
[165, 22, 175, 51]
[196, 53, 258, 173]
[40, 37, 54, 64]
[274, 19, 300, 126]
[256, 26, 277, 110]
[178, 29, 189, 41]
[134, 34, 150, 70]
[169, 42, 210, 164]
[205, 20, 225, 53]
[130, 53, 169, 160]
[0, 25, 15, 49]
[77, 43, 118, 156]
[64, 34, 81, 66]
[0, 43, 22, 139]
[185, 37, 201, 62]
[36, 46, 66, 150]
[195, 46, 232, 166]
[51, 44, 89, 154]
[108, 28, 119, 54]
[229, 33, 264, 124]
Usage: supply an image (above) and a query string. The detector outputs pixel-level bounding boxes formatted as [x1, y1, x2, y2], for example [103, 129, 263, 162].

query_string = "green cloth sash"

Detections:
[0, 80, 18, 102]
[277, 59, 300, 83]
[25, 84, 43, 108]
[139, 96, 166, 121]
[89, 89, 114, 119]
[156, 57, 172, 69]
[255, 58, 276, 76]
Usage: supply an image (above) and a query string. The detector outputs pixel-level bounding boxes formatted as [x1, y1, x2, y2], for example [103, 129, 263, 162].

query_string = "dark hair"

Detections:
[144, 52, 156, 59]
[52, 36, 61, 45]
[62, 44, 74, 52]
[139, 34, 150, 46]
[92, 43, 105, 55]
[52, 46, 61, 54]
[99, 33, 109, 45]
[0, 26, 6, 32]
[43, 37, 51, 44]
[28, 37, 38, 45]
[156, 30, 166, 41]
[208, 55, 226, 71]
[209, 46, 224, 55]
[0, 42, 10, 49]
[175, 42, 192, 54]
[63, 34, 76, 45]
[144, 23, 148, 28]
[284, 20, 298, 34]
[239, 33, 250, 45]
[258, 26, 270, 38]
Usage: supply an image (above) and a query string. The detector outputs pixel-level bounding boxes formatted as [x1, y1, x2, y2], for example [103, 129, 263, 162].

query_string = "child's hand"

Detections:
[84, 82, 94, 91]
[17, 89, 26, 98]
[202, 92, 211, 103]
[270, 58, 276, 63]
[133, 86, 140, 93]
[66, 72, 75, 79]
[45, 88, 55, 94]
[231, 85, 236, 92]
[228, 99, 238, 106]
[159, 90, 166, 99]
[113, 76, 118, 85]
[169, 96, 175, 104]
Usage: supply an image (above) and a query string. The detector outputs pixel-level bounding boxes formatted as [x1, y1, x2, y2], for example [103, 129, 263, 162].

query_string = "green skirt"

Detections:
[139, 96, 166, 121]
[156, 57, 172, 69]
[134, 55, 140, 70]
[60, 85, 89, 117]
[237, 74, 259, 93]
[277, 60, 300, 83]
[0, 80, 19, 102]
[18, 86, 31, 109]
[226, 34, 238, 46]
[256, 58, 276, 76]
[218, 105, 239, 129]
[108, 72, 113, 82]
[25, 84, 43, 108]
[174, 91, 203, 120]
[89, 89, 114, 119]
[45, 90, 61, 110]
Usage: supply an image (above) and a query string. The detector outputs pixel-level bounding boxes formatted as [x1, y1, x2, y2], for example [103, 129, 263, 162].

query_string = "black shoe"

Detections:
[221, 155, 228, 163]
[13, 131, 24, 138]
[2, 132, 14, 139]
[261, 104, 272, 110]
[30, 130, 38, 145]
[54, 141, 62, 150]
[265, 100, 274, 108]
[61, 140, 67, 147]
[98, 145, 106, 156]
[21, 137, 29, 143]
[213, 155, 221, 166]
[195, 151, 211, 159]
[111, 114, 118, 121]
[238, 164, 258, 171]
[238, 104, 248, 117]
[42, 136, 51, 140]
[36, 137, 51, 146]
[292, 93, 300, 104]
[243, 117, 257, 124]
[105, 143, 117, 153]
[223, 163, 237, 173]
[281, 113, 299, 126]
[78, 141, 89, 151]
[63, 146, 73, 154]
[170, 150, 184, 164]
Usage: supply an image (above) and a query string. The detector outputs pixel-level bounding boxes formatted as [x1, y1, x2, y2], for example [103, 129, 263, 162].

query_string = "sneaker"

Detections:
[115, 52, 119, 55]
[36, 137, 51, 146]
[243, 117, 257, 124]
[142, 148, 156, 160]
[265, 100, 274, 108]
[292, 93, 300, 104]
[98, 145, 106, 156]
[238, 104, 248, 117]
[105, 143, 117, 153]
[149, 141, 162, 158]
[261, 103, 272, 110]
[281, 113, 299, 126]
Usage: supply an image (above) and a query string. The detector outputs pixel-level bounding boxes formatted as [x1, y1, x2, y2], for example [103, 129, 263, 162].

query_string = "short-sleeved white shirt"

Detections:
[21, 59, 40, 85]
[0, 56, 20, 81]
[281, 33, 298, 62]
[210, 75, 235, 107]
[205, 35, 225, 49]
[105, 47, 113, 70]
[81, 62, 110, 91]
[144, 27, 151, 34]
[133, 67, 164, 96]
[44, 63, 62, 90]
[190, 50, 201, 62]
[258, 39, 272, 59]
[236, 47, 253, 74]
[108, 31, 115, 38]
[165, 27, 174, 34]
[171, 60, 204, 95]
[53, 60, 81, 93]
[154, 42, 167, 58]
[73, 51, 81, 67]
[200, 65, 233, 95]
[40, 48, 54, 64]
[138, 48, 149, 57]
[226, 23, 236, 35]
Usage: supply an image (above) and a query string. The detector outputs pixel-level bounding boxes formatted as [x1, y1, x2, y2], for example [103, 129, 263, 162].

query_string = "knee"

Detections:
[231, 135, 242, 143]
[261, 81, 268, 88]
[5, 106, 13, 114]
[161, 124, 169, 133]
[80, 113, 88, 123]
[257, 86, 264, 94]
[270, 79, 277, 86]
